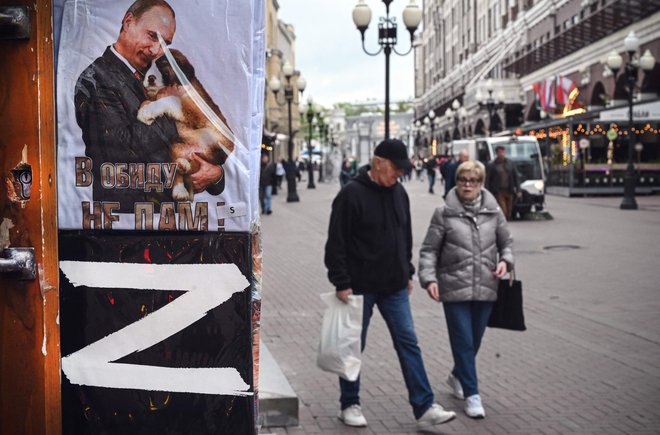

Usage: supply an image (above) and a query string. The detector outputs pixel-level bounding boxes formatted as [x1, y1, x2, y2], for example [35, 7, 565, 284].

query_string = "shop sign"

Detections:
[599, 100, 660, 122]
[606, 129, 618, 141]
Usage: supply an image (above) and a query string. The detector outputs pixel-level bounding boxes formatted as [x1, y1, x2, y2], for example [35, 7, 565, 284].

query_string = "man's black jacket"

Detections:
[324, 165, 415, 295]
[485, 158, 520, 195]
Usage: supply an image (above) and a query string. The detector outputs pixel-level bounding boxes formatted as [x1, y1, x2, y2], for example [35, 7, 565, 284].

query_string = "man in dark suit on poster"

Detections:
[75, 0, 223, 212]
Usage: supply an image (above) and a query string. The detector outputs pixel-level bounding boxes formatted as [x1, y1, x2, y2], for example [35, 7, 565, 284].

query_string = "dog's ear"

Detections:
[171, 49, 196, 80]
[155, 56, 175, 85]
[155, 56, 171, 73]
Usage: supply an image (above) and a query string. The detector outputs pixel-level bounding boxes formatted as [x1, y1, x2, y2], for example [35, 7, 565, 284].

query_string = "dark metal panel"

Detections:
[0, 6, 30, 39]
[59, 231, 256, 435]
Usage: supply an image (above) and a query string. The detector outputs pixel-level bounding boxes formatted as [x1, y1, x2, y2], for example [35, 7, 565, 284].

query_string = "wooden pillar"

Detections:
[0, 1, 60, 434]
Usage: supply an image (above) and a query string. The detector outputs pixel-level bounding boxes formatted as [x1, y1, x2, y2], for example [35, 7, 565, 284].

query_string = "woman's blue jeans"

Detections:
[339, 289, 434, 419]
[442, 301, 494, 398]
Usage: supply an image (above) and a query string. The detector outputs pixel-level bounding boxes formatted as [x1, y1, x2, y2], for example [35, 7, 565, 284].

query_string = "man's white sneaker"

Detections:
[338, 404, 367, 427]
[464, 394, 486, 418]
[447, 373, 464, 400]
[415, 403, 456, 429]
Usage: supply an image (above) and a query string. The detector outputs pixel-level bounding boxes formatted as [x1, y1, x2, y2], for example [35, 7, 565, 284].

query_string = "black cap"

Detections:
[374, 139, 411, 170]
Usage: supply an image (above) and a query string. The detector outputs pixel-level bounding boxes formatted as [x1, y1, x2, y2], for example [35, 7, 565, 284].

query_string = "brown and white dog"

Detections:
[137, 49, 235, 201]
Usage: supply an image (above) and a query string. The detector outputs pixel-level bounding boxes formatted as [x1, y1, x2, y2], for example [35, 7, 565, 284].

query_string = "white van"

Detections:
[447, 136, 546, 217]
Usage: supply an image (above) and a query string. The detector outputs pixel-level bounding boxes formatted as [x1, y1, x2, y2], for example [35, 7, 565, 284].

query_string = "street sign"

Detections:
[606, 128, 618, 141]
[579, 138, 590, 149]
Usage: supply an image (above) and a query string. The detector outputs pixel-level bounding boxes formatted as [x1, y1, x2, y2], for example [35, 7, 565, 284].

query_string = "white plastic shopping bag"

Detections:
[316, 292, 363, 381]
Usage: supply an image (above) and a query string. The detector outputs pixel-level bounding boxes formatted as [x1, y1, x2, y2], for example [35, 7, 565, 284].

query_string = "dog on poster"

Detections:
[138, 49, 235, 201]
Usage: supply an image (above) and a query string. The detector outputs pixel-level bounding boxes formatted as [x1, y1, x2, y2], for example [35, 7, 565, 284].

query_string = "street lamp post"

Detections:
[269, 61, 306, 202]
[605, 31, 656, 210]
[318, 120, 329, 183]
[304, 98, 317, 189]
[445, 99, 467, 140]
[477, 79, 504, 136]
[352, 0, 422, 139]
[426, 109, 436, 155]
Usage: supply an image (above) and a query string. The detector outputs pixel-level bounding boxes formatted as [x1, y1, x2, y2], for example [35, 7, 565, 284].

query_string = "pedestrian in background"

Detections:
[259, 154, 276, 215]
[418, 160, 514, 419]
[414, 158, 424, 181]
[273, 159, 286, 194]
[441, 149, 469, 198]
[426, 156, 437, 194]
[339, 158, 355, 188]
[485, 145, 521, 220]
[297, 160, 305, 182]
[325, 139, 456, 430]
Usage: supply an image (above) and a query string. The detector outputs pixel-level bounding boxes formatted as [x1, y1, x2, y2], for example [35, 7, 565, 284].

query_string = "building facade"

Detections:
[344, 110, 415, 165]
[414, 0, 660, 194]
[264, 0, 305, 162]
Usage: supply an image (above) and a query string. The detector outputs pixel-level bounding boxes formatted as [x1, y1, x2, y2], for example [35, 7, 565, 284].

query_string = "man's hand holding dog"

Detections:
[189, 153, 223, 193]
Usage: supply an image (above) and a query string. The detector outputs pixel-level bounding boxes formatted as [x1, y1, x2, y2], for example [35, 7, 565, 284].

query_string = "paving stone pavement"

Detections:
[258, 174, 660, 435]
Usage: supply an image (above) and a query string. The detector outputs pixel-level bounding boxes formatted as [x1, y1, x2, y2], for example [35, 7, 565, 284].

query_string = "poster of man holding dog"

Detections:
[56, 0, 263, 232]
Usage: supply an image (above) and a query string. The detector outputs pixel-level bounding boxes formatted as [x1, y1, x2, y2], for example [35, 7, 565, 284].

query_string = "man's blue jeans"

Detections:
[442, 301, 494, 398]
[259, 185, 272, 213]
[339, 289, 434, 419]
[427, 171, 436, 193]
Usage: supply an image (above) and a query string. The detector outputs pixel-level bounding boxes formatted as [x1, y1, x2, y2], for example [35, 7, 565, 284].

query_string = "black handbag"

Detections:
[488, 273, 526, 331]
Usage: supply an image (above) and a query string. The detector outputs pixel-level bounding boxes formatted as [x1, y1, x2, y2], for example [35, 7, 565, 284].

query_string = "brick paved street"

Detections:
[258, 174, 660, 435]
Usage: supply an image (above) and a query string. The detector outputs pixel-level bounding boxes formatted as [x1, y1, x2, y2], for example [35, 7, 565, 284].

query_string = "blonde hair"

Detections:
[456, 161, 485, 182]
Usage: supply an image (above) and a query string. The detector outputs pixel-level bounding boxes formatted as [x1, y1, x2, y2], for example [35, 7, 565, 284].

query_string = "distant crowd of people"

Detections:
[335, 146, 520, 221]
[263, 144, 521, 222]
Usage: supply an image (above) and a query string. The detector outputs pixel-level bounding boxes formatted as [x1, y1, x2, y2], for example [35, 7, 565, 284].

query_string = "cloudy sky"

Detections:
[277, 0, 417, 109]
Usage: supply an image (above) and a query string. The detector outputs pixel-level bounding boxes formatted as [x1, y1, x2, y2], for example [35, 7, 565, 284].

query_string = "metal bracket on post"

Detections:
[0, 6, 30, 40]
[0, 248, 36, 280]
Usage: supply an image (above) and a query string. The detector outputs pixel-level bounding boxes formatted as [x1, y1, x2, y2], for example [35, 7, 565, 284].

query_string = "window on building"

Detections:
[488, 9, 492, 36]
[478, 17, 482, 42]
[572, 14, 579, 24]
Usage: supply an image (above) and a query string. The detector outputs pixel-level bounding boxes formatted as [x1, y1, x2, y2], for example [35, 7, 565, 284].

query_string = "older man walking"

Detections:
[324, 139, 456, 430]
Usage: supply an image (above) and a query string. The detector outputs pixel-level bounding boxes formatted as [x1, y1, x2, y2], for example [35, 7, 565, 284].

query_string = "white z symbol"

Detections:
[59, 261, 252, 396]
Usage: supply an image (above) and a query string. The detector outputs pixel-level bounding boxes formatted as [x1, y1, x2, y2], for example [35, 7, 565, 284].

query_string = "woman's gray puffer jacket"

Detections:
[418, 188, 514, 302]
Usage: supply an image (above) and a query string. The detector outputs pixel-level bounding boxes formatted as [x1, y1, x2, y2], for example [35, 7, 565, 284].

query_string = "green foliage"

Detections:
[395, 101, 413, 112]
[333, 102, 375, 116]
[333, 101, 412, 115]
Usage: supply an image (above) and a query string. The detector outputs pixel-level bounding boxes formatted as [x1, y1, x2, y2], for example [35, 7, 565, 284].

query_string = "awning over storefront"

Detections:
[520, 99, 660, 132]
[262, 129, 288, 144]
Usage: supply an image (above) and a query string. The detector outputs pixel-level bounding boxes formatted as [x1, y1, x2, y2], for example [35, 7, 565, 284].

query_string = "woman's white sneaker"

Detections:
[338, 404, 368, 427]
[447, 373, 464, 400]
[464, 394, 485, 418]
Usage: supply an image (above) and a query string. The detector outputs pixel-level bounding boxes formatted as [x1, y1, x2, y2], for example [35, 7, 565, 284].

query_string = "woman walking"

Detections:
[418, 160, 514, 419]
